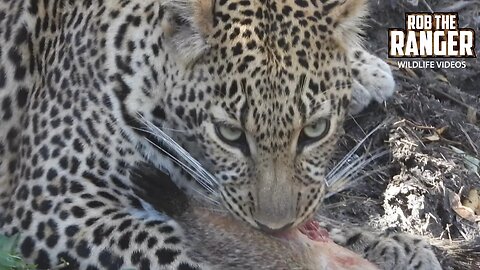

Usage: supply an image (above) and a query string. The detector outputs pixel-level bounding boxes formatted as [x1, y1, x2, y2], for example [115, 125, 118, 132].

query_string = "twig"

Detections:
[421, 0, 433, 12]
[430, 88, 479, 123]
[459, 125, 479, 155]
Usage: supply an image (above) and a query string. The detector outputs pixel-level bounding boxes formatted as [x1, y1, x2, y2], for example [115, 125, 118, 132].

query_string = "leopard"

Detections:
[0, 0, 442, 269]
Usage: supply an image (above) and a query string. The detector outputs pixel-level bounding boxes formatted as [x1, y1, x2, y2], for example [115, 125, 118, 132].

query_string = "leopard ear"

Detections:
[162, 0, 215, 64]
[325, 0, 368, 48]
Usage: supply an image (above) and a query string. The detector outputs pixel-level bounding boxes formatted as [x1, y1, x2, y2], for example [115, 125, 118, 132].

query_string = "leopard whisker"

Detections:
[325, 118, 392, 197]
[325, 149, 388, 198]
[327, 117, 391, 179]
[143, 136, 217, 193]
[137, 120, 220, 187]
[327, 148, 387, 185]
[135, 116, 221, 202]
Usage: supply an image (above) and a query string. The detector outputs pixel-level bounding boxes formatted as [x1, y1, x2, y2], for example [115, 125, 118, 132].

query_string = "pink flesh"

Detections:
[273, 219, 330, 242]
[298, 220, 330, 242]
[291, 220, 380, 270]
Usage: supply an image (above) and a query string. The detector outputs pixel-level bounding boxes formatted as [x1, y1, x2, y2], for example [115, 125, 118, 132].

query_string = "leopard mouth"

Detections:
[271, 219, 331, 243]
[298, 220, 330, 242]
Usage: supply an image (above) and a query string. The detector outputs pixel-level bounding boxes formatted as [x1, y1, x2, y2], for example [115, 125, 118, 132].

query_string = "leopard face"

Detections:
[118, 0, 366, 232]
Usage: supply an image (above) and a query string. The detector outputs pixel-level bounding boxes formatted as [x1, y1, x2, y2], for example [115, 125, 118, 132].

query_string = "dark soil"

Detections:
[323, 1, 480, 269]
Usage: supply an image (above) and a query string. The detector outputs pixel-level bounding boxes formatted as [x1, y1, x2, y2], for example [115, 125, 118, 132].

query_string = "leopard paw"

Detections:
[366, 232, 442, 270]
[348, 49, 396, 114]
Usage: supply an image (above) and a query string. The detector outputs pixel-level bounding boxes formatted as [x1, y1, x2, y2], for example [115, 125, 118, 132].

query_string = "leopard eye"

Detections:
[214, 123, 250, 153]
[303, 119, 329, 139]
[298, 119, 331, 150]
[216, 125, 243, 142]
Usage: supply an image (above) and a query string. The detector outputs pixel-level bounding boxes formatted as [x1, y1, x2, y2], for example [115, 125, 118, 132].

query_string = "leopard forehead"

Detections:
[184, 0, 356, 130]
[139, 0, 364, 133]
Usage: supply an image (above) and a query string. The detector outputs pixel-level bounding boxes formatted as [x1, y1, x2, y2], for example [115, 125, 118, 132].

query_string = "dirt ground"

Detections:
[322, 1, 480, 269]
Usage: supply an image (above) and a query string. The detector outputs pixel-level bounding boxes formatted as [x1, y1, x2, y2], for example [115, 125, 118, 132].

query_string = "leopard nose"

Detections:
[255, 221, 294, 234]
